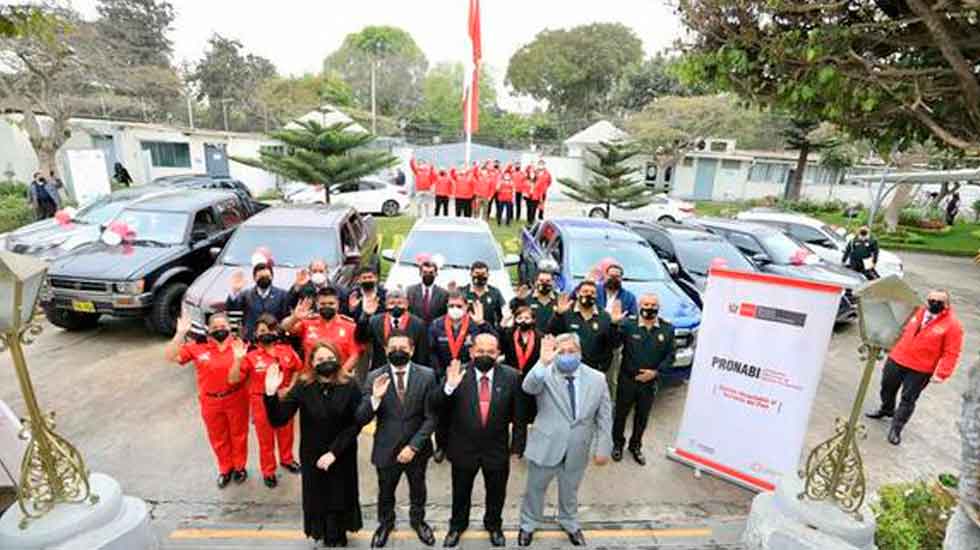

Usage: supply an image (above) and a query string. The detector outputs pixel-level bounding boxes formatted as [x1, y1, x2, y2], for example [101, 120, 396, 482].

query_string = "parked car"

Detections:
[519, 217, 702, 370]
[151, 174, 266, 215]
[287, 178, 409, 217]
[40, 189, 250, 335]
[736, 209, 904, 278]
[382, 217, 518, 305]
[581, 194, 695, 223]
[182, 204, 380, 333]
[691, 218, 865, 323]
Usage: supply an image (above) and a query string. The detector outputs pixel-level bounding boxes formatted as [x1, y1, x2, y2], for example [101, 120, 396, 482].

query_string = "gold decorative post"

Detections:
[0, 251, 97, 529]
[799, 275, 921, 519]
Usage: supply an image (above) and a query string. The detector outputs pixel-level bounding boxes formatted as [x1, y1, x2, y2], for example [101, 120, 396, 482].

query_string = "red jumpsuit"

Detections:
[410, 159, 433, 192]
[178, 339, 250, 475]
[292, 315, 362, 372]
[241, 343, 301, 478]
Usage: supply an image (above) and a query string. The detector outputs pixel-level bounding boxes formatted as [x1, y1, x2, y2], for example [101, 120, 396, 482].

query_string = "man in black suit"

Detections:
[355, 288, 430, 369]
[406, 259, 449, 325]
[225, 262, 290, 342]
[357, 332, 439, 547]
[434, 333, 526, 547]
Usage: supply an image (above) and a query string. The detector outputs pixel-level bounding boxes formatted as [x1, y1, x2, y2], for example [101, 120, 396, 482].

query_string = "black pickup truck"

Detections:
[40, 189, 251, 335]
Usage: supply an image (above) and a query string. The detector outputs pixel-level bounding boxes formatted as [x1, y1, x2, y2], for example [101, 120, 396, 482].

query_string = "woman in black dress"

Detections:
[264, 341, 367, 547]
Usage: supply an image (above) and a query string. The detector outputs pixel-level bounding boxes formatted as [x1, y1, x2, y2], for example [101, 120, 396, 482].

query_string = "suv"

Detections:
[40, 189, 250, 335]
[151, 174, 266, 214]
[183, 204, 380, 333]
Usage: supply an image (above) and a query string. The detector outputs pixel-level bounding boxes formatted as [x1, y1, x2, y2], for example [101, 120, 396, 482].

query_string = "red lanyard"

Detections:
[514, 330, 536, 372]
[445, 315, 470, 360]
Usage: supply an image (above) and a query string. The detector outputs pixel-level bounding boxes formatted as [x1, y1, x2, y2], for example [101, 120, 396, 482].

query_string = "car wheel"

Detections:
[382, 200, 400, 217]
[658, 215, 677, 224]
[43, 303, 100, 331]
[150, 282, 188, 336]
[588, 207, 607, 218]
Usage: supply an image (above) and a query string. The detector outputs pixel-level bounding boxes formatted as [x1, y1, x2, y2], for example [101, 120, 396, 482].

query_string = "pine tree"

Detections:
[559, 140, 654, 218]
[232, 119, 397, 204]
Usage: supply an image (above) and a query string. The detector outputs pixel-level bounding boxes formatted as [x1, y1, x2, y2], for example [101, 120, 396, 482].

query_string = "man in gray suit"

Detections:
[518, 332, 613, 547]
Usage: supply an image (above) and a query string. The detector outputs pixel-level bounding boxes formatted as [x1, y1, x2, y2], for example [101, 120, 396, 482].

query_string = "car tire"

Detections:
[150, 282, 188, 336]
[658, 215, 677, 224]
[43, 303, 100, 331]
[588, 207, 607, 218]
[382, 200, 400, 217]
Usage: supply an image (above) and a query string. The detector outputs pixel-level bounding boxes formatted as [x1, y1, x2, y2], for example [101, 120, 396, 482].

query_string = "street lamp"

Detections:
[799, 274, 921, 518]
[0, 251, 96, 529]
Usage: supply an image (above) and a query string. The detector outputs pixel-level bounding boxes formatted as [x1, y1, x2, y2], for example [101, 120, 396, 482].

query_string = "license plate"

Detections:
[71, 300, 96, 313]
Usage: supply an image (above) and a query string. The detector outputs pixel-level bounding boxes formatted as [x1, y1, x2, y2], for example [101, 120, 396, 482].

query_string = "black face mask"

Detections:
[859, 231, 869, 239]
[389, 306, 405, 318]
[472, 276, 488, 287]
[927, 300, 946, 315]
[537, 283, 552, 295]
[388, 350, 411, 367]
[319, 306, 336, 320]
[315, 360, 340, 377]
[517, 321, 535, 332]
[605, 278, 621, 291]
[473, 355, 496, 373]
[640, 308, 659, 320]
[360, 281, 376, 292]
[210, 329, 230, 343]
[579, 296, 596, 308]
[256, 277, 272, 290]
[421, 274, 436, 286]
[257, 333, 279, 346]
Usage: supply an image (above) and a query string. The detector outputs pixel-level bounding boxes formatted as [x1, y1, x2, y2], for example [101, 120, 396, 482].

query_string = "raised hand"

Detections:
[348, 292, 361, 312]
[294, 268, 310, 288]
[540, 334, 558, 364]
[293, 298, 313, 320]
[232, 339, 248, 361]
[316, 452, 336, 471]
[470, 299, 485, 325]
[230, 269, 246, 294]
[446, 359, 465, 387]
[363, 294, 380, 315]
[175, 312, 192, 337]
[265, 363, 283, 396]
[372, 374, 391, 400]
[610, 300, 625, 324]
[556, 293, 572, 314]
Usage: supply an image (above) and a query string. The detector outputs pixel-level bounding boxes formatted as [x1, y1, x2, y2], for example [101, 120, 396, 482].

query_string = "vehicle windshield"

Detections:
[759, 231, 811, 264]
[674, 237, 755, 274]
[221, 228, 340, 268]
[115, 209, 189, 245]
[569, 240, 666, 281]
[398, 230, 501, 270]
[74, 196, 130, 225]
[823, 224, 847, 246]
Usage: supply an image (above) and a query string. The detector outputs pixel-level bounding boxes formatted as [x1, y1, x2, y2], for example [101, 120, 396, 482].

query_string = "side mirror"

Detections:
[209, 246, 221, 259]
[752, 253, 771, 265]
[503, 253, 520, 267]
[191, 229, 209, 243]
[381, 249, 397, 262]
[666, 261, 680, 276]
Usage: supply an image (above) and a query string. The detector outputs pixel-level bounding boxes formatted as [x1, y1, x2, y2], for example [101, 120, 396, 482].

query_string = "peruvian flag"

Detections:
[463, 0, 481, 134]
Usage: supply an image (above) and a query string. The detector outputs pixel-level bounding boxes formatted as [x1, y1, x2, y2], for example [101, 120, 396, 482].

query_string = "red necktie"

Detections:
[423, 287, 431, 319]
[479, 375, 491, 427]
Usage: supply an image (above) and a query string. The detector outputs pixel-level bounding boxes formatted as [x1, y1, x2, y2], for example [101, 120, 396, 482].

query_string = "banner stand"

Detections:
[666, 446, 775, 493]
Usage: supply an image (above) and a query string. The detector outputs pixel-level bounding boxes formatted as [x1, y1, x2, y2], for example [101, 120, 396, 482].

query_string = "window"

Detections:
[116, 209, 189, 245]
[192, 208, 219, 237]
[682, 157, 694, 167]
[664, 165, 673, 182]
[141, 141, 191, 168]
[220, 228, 340, 268]
[348, 215, 366, 244]
[788, 224, 837, 249]
[568, 240, 666, 281]
[722, 159, 742, 170]
[674, 237, 755, 275]
[727, 233, 765, 257]
[335, 183, 358, 194]
[710, 141, 728, 153]
[398, 230, 502, 270]
[215, 199, 243, 229]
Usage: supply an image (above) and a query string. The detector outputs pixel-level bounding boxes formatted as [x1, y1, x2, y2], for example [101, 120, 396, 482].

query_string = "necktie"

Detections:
[565, 375, 576, 420]
[395, 370, 406, 402]
[479, 375, 491, 427]
[423, 287, 431, 319]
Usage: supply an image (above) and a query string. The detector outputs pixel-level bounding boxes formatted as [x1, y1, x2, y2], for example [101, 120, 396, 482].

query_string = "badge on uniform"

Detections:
[632, 334, 641, 340]
[570, 324, 580, 329]
[592, 322, 599, 331]
[658, 334, 665, 342]
[338, 328, 346, 337]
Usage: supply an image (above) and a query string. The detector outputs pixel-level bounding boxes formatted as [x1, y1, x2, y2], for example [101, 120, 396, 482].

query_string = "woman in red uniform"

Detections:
[165, 312, 250, 488]
[229, 314, 302, 488]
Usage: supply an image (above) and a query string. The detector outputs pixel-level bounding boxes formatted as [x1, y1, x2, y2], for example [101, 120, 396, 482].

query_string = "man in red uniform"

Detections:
[452, 165, 475, 218]
[495, 172, 515, 226]
[283, 286, 361, 373]
[228, 314, 302, 488]
[473, 164, 495, 221]
[866, 289, 964, 445]
[410, 157, 435, 218]
[533, 160, 552, 221]
[512, 162, 528, 221]
[434, 168, 453, 217]
[165, 312, 250, 488]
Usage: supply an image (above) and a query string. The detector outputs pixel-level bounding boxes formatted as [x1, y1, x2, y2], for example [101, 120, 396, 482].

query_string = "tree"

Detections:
[676, 0, 980, 156]
[323, 26, 427, 123]
[409, 62, 496, 140]
[559, 141, 653, 217]
[0, 5, 44, 38]
[231, 120, 397, 204]
[609, 54, 704, 114]
[256, 72, 355, 128]
[506, 23, 643, 116]
[781, 119, 840, 200]
[192, 33, 277, 131]
[95, 0, 174, 67]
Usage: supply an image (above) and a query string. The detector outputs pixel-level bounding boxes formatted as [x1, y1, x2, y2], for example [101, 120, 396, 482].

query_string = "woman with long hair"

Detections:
[264, 341, 367, 547]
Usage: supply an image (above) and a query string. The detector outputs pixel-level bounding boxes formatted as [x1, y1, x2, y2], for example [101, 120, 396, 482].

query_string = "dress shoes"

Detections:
[263, 475, 277, 488]
[611, 445, 623, 462]
[371, 525, 393, 548]
[488, 529, 506, 547]
[866, 409, 894, 420]
[282, 460, 301, 474]
[413, 521, 436, 546]
[232, 468, 247, 484]
[433, 449, 446, 464]
[566, 529, 587, 546]
[442, 529, 463, 547]
[888, 425, 902, 445]
[216, 473, 231, 489]
[517, 529, 534, 547]
[629, 447, 647, 466]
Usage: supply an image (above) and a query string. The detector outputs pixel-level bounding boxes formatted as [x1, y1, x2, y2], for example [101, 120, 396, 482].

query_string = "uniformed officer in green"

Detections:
[461, 260, 505, 329]
[612, 293, 674, 466]
[547, 280, 621, 387]
[510, 270, 559, 333]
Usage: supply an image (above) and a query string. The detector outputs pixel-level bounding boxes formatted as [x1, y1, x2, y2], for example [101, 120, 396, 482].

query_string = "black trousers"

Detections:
[880, 358, 931, 427]
[435, 196, 451, 216]
[377, 458, 429, 528]
[450, 463, 509, 531]
[514, 192, 523, 220]
[496, 200, 513, 226]
[524, 199, 539, 225]
[613, 376, 657, 450]
[455, 198, 473, 217]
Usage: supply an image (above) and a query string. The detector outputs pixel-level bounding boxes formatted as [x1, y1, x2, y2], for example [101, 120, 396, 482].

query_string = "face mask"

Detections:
[389, 306, 405, 318]
[517, 320, 534, 332]
[256, 277, 272, 290]
[605, 277, 621, 291]
[537, 283, 552, 295]
[319, 306, 336, 320]
[422, 274, 436, 286]
[315, 360, 340, 377]
[388, 350, 411, 367]
[311, 272, 327, 286]
[555, 352, 581, 374]
[473, 355, 496, 373]
[210, 329, 230, 343]
[472, 275, 488, 287]
[361, 281, 376, 292]
[257, 333, 278, 346]
[927, 300, 946, 315]
[640, 308, 659, 320]
[579, 296, 596, 308]
[859, 231, 869, 239]
[448, 306, 465, 321]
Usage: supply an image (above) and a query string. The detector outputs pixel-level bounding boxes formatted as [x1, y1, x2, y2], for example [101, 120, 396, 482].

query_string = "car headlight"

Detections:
[113, 279, 145, 294]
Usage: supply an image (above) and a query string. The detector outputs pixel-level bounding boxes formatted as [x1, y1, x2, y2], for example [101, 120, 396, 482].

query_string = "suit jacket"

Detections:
[432, 364, 526, 469]
[595, 283, 638, 317]
[356, 363, 438, 468]
[406, 283, 449, 325]
[225, 285, 290, 342]
[499, 327, 542, 375]
[522, 360, 612, 471]
[355, 312, 430, 368]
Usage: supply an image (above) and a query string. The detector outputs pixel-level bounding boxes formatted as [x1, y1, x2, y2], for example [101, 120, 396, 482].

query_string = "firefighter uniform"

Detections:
[241, 343, 302, 479]
[292, 315, 362, 370]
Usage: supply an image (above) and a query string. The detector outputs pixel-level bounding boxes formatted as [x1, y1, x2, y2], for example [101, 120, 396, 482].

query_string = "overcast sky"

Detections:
[70, 0, 684, 110]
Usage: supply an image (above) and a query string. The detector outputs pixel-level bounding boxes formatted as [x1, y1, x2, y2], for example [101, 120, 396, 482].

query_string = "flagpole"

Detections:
[465, 72, 474, 167]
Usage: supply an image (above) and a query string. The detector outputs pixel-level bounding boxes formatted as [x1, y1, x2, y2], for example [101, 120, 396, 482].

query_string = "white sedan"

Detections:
[382, 217, 518, 306]
[287, 179, 409, 217]
[547, 189, 695, 223]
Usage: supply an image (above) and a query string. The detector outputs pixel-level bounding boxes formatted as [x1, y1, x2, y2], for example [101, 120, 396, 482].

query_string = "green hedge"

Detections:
[874, 480, 955, 550]
[0, 195, 35, 233]
[0, 181, 28, 198]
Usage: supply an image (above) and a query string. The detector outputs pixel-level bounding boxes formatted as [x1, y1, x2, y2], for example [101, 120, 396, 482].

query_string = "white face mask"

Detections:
[448, 306, 466, 321]
[311, 272, 327, 286]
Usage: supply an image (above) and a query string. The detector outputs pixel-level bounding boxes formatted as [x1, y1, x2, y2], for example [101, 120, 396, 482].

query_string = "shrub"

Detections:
[971, 199, 980, 222]
[0, 195, 36, 233]
[0, 181, 28, 198]
[874, 480, 955, 550]
[777, 198, 847, 215]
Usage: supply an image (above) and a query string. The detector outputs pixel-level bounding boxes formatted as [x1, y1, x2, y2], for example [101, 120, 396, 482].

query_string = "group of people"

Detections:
[165, 253, 675, 548]
[27, 171, 64, 220]
[409, 157, 553, 226]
